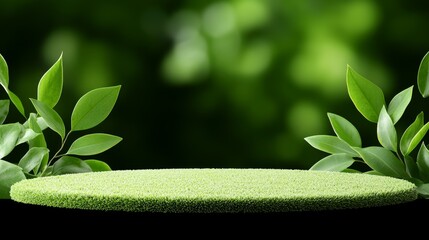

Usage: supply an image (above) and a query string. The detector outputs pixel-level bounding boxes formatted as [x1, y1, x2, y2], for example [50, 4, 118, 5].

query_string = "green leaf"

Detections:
[71, 86, 121, 131]
[418, 51, 429, 98]
[353, 146, 408, 179]
[327, 113, 361, 147]
[0, 99, 9, 124]
[405, 156, 420, 179]
[0, 53, 9, 91]
[310, 154, 354, 172]
[52, 156, 92, 175]
[16, 127, 40, 146]
[304, 135, 358, 157]
[8, 90, 25, 117]
[342, 168, 361, 173]
[84, 160, 112, 172]
[28, 113, 48, 174]
[417, 143, 429, 182]
[346, 65, 385, 123]
[387, 86, 413, 124]
[0, 123, 21, 159]
[400, 112, 424, 156]
[30, 99, 65, 140]
[364, 170, 384, 176]
[38, 54, 63, 108]
[0, 160, 25, 199]
[417, 184, 429, 198]
[18, 147, 49, 174]
[66, 133, 122, 156]
[377, 106, 397, 152]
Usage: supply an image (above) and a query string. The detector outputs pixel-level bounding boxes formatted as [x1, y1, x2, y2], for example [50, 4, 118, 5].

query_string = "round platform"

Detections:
[10, 169, 417, 212]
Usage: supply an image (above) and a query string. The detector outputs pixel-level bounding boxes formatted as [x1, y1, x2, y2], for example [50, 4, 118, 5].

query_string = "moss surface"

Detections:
[10, 169, 417, 212]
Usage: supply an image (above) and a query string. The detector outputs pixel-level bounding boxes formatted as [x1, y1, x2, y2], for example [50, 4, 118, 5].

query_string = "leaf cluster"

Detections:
[305, 52, 429, 198]
[0, 53, 121, 198]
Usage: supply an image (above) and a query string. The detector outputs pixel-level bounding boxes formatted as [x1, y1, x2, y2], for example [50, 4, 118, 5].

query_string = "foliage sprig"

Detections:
[0, 53, 121, 199]
[305, 51, 429, 198]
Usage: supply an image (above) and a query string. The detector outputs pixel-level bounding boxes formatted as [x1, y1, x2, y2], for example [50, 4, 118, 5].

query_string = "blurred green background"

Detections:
[1, 0, 428, 170]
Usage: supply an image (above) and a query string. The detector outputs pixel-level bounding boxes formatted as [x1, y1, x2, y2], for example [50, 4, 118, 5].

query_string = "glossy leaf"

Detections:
[30, 99, 65, 140]
[327, 113, 361, 147]
[0, 160, 25, 199]
[387, 86, 413, 124]
[342, 169, 361, 173]
[8, 90, 25, 117]
[418, 51, 429, 98]
[18, 147, 49, 173]
[84, 160, 112, 172]
[0, 53, 8, 90]
[66, 133, 122, 156]
[405, 156, 420, 179]
[52, 156, 92, 175]
[377, 106, 397, 152]
[400, 112, 424, 156]
[417, 184, 429, 198]
[417, 143, 429, 182]
[346, 65, 385, 123]
[71, 86, 121, 131]
[310, 154, 354, 172]
[364, 170, 384, 176]
[304, 135, 358, 157]
[353, 146, 408, 179]
[28, 113, 48, 174]
[0, 123, 21, 159]
[16, 127, 40, 146]
[0, 99, 9, 124]
[38, 54, 63, 108]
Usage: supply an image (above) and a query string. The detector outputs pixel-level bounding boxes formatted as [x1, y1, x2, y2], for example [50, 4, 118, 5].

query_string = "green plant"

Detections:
[0, 53, 121, 199]
[305, 51, 429, 198]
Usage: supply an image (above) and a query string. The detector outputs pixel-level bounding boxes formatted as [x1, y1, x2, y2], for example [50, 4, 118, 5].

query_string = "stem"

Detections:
[396, 151, 403, 162]
[41, 131, 72, 175]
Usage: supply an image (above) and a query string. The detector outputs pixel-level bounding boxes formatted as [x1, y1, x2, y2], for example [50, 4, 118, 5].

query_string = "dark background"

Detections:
[1, 0, 429, 170]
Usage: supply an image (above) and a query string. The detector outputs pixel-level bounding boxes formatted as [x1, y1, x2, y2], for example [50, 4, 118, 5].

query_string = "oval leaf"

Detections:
[0, 99, 10, 124]
[27, 113, 49, 174]
[417, 184, 429, 198]
[417, 143, 429, 182]
[16, 127, 40, 146]
[400, 112, 424, 156]
[353, 146, 408, 179]
[52, 156, 92, 175]
[377, 106, 397, 152]
[405, 156, 420, 179]
[0, 53, 9, 90]
[406, 122, 429, 156]
[327, 113, 361, 147]
[84, 160, 112, 172]
[0, 123, 21, 159]
[30, 99, 65, 140]
[364, 170, 384, 176]
[387, 86, 413, 124]
[0, 160, 25, 199]
[418, 51, 429, 98]
[342, 169, 361, 173]
[8, 90, 25, 117]
[310, 154, 354, 172]
[66, 133, 122, 156]
[71, 86, 121, 131]
[346, 65, 385, 123]
[18, 147, 49, 174]
[38, 54, 63, 108]
[304, 135, 358, 157]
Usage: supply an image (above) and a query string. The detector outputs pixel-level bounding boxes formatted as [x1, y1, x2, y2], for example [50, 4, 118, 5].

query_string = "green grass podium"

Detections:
[10, 169, 416, 212]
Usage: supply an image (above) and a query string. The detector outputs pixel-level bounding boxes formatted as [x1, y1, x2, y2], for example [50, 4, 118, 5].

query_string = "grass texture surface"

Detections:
[10, 169, 417, 212]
